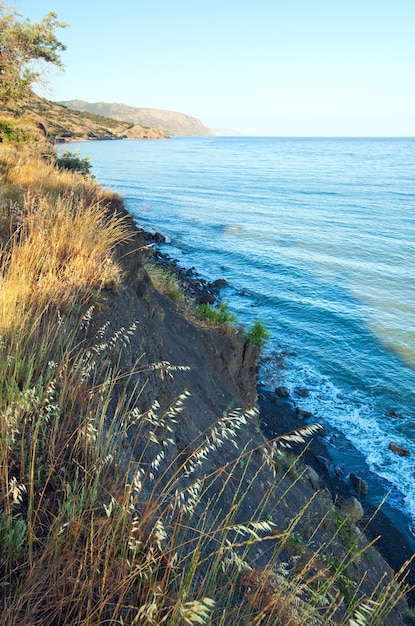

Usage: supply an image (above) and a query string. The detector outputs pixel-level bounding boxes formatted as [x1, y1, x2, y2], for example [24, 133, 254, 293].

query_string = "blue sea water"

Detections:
[66, 137, 415, 521]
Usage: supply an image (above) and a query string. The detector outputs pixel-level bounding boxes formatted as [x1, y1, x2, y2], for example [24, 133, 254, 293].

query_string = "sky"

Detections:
[15, 0, 415, 136]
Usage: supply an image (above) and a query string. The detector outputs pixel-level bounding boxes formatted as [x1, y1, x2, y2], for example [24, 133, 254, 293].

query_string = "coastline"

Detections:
[145, 230, 415, 603]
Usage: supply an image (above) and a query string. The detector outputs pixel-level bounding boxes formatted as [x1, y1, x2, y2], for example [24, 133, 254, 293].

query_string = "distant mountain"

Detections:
[59, 101, 215, 137]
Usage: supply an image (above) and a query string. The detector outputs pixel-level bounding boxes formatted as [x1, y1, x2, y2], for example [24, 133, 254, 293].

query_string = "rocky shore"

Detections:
[3, 88, 412, 622]
[258, 386, 415, 602]
[140, 225, 415, 607]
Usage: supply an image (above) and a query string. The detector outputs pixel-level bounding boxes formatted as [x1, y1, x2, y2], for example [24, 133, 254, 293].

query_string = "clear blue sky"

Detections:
[16, 0, 415, 136]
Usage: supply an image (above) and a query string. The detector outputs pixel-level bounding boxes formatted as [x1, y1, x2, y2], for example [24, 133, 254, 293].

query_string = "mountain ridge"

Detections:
[59, 100, 215, 137]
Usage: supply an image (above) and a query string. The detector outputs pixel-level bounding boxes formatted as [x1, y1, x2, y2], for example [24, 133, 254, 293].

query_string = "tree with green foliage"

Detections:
[0, 2, 67, 102]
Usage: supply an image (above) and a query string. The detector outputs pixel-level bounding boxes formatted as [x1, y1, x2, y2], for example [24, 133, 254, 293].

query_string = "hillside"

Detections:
[0, 93, 168, 142]
[59, 99, 215, 137]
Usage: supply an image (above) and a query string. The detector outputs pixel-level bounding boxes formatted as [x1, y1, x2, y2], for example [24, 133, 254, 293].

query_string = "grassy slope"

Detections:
[0, 92, 168, 141]
[0, 115, 412, 625]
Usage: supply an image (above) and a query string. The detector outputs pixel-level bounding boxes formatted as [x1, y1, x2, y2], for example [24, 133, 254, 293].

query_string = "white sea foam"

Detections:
[262, 353, 415, 520]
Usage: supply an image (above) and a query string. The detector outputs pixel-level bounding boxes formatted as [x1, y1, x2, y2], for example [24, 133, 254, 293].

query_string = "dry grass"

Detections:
[1, 193, 128, 327]
[144, 261, 185, 304]
[0, 139, 120, 203]
[1, 320, 410, 624]
[0, 139, 130, 335]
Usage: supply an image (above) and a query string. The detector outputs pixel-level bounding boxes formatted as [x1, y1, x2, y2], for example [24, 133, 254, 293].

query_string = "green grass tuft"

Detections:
[244, 318, 270, 350]
[197, 301, 236, 327]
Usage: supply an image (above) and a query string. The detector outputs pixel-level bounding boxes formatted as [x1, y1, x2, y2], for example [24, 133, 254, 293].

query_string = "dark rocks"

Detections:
[294, 387, 310, 398]
[316, 455, 330, 471]
[148, 248, 229, 306]
[350, 473, 368, 496]
[139, 227, 231, 307]
[141, 230, 166, 244]
[388, 443, 411, 457]
[208, 278, 228, 289]
[296, 407, 312, 419]
[195, 291, 215, 305]
[153, 231, 166, 243]
[275, 386, 290, 398]
[334, 465, 344, 477]
[386, 410, 403, 419]
[341, 497, 364, 521]
[306, 465, 320, 490]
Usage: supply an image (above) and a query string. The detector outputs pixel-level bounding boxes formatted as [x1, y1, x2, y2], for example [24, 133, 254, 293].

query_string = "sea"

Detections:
[65, 136, 415, 525]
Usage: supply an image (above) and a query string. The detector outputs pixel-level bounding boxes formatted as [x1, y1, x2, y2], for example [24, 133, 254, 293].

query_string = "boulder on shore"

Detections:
[341, 497, 364, 521]
[275, 386, 290, 398]
[306, 465, 320, 491]
[350, 473, 368, 496]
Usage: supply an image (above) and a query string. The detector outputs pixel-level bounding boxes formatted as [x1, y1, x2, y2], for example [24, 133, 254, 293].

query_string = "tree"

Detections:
[0, 2, 67, 102]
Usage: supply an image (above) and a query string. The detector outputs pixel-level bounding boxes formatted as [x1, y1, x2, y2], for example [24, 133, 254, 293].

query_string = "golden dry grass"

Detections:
[0, 139, 119, 201]
[0, 140, 130, 335]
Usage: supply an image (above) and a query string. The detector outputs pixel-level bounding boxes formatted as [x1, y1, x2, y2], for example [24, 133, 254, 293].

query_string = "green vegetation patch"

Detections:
[0, 119, 29, 143]
[244, 318, 270, 350]
[144, 262, 184, 303]
[56, 150, 94, 177]
[197, 301, 236, 327]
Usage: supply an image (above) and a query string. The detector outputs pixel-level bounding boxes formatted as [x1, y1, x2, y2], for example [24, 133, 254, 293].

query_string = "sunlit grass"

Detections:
[0, 141, 130, 335]
[0, 310, 410, 624]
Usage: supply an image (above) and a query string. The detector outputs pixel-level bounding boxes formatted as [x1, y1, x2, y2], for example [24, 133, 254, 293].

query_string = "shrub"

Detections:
[0, 119, 23, 143]
[57, 150, 93, 176]
[244, 319, 270, 350]
[197, 301, 236, 327]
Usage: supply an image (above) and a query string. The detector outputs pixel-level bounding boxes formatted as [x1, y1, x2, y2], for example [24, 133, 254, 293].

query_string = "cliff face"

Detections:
[59, 100, 215, 137]
[90, 199, 258, 433]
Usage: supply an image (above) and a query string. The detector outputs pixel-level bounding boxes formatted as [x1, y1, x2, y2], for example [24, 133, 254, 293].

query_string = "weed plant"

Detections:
[244, 318, 271, 350]
[144, 261, 184, 303]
